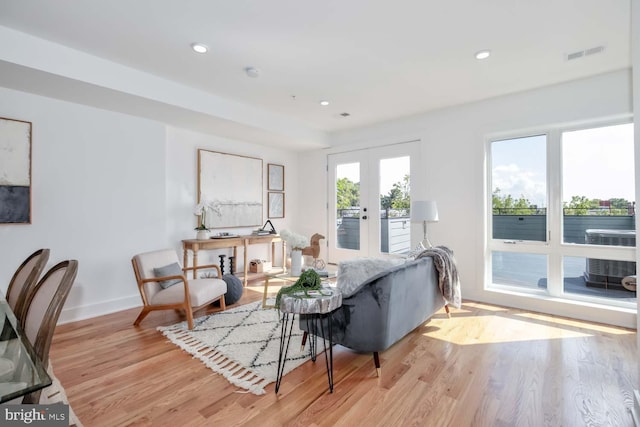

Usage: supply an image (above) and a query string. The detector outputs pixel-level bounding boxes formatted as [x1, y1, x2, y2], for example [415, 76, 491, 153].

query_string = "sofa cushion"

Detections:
[150, 278, 227, 307]
[337, 257, 406, 297]
[153, 262, 183, 289]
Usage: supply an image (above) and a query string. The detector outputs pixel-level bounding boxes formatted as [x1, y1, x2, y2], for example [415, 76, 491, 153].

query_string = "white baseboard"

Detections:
[631, 390, 640, 426]
[58, 295, 141, 324]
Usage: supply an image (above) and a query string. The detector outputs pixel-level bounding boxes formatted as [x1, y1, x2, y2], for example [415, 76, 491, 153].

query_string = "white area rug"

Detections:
[158, 300, 311, 395]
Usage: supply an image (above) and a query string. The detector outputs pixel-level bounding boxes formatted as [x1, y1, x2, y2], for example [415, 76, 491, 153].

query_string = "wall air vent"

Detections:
[566, 45, 605, 61]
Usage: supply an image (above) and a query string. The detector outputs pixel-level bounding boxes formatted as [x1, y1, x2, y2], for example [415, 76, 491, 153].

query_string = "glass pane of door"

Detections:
[379, 156, 411, 254]
[336, 162, 361, 250]
[491, 135, 547, 242]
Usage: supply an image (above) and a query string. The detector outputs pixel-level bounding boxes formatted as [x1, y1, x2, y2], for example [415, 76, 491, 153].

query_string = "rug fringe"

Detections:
[159, 328, 269, 395]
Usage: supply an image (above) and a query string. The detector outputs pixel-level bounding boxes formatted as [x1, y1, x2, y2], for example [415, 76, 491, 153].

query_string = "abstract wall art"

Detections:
[198, 149, 263, 228]
[0, 117, 32, 224]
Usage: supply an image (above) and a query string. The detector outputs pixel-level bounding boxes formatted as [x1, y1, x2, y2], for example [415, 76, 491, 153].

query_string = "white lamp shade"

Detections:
[411, 200, 439, 222]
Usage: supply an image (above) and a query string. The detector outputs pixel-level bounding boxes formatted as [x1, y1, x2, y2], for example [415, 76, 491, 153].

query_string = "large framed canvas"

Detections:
[0, 117, 32, 224]
[198, 149, 263, 228]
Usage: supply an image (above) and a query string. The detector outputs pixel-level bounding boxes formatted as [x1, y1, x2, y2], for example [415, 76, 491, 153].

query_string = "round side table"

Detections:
[275, 287, 342, 394]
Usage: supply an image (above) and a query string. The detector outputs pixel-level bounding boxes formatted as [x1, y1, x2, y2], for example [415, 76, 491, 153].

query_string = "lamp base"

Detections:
[422, 220, 434, 248]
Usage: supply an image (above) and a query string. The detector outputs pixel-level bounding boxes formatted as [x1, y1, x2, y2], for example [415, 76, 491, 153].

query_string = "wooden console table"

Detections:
[182, 235, 286, 286]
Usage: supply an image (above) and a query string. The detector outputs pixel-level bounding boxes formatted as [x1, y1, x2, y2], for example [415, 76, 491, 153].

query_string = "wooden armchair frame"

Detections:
[132, 258, 225, 330]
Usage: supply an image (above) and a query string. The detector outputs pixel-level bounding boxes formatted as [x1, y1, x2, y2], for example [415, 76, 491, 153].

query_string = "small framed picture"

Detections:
[268, 163, 284, 191]
[268, 192, 285, 218]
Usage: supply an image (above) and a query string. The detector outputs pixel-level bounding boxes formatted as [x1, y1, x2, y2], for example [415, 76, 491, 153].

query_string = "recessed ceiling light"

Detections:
[244, 67, 260, 78]
[319, 100, 330, 106]
[475, 50, 491, 60]
[191, 43, 209, 54]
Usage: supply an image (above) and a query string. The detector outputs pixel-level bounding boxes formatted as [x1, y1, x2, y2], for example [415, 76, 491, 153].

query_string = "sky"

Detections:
[492, 123, 634, 207]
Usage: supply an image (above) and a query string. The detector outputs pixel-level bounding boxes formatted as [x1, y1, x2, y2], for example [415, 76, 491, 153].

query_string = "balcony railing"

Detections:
[493, 212, 635, 243]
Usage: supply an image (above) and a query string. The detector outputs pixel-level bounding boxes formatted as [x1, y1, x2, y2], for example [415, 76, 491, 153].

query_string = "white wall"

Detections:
[301, 69, 635, 328]
[0, 87, 169, 322]
[0, 87, 302, 324]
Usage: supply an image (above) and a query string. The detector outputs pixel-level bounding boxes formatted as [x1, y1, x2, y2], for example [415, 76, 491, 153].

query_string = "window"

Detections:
[562, 124, 635, 245]
[491, 135, 547, 242]
[488, 122, 635, 307]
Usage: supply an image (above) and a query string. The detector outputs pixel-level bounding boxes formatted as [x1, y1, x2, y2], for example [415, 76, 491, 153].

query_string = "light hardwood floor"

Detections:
[50, 283, 638, 426]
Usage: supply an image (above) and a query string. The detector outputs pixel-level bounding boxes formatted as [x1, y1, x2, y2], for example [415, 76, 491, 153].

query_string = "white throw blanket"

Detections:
[416, 246, 462, 309]
[336, 257, 406, 297]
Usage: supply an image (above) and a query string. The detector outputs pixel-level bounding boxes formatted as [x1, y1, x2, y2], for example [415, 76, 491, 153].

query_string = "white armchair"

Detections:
[131, 249, 227, 330]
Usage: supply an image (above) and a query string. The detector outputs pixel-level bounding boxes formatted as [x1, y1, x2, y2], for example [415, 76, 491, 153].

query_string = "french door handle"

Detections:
[362, 216, 368, 220]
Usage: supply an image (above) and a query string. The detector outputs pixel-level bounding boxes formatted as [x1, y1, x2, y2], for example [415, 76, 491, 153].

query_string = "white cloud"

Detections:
[492, 164, 546, 207]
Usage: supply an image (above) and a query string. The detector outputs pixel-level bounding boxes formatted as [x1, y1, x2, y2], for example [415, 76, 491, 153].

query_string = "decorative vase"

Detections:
[290, 249, 303, 276]
[196, 230, 210, 240]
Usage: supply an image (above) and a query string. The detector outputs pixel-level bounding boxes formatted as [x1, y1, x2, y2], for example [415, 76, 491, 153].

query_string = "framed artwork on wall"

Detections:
[268, 192, 285, 218]
[198, 149, 263, 228]
[267, 163, 284, 191]
[0, 117, 32, 224]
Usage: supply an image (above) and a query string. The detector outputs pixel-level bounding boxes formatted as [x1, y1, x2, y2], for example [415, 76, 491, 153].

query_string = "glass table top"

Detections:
[0, 299, 51, 403]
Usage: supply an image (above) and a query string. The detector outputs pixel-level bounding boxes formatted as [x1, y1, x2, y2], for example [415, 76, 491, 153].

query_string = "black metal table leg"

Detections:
[275, 313, 295, 393]
[319, 314, 334, 393]
[306, 315, 318, 362]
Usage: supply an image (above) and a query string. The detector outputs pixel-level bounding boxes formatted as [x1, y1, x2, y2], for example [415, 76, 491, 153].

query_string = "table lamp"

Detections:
[411, 200, 439, 247]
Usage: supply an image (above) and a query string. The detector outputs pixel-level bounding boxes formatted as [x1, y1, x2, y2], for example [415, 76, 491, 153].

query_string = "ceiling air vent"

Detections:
[567, 50, 585, 61]
[566, 45, 605, 61]
[585, 45, 605, 56]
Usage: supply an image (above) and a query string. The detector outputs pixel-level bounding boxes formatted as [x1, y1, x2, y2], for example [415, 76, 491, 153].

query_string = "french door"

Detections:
[327, 142, 418, 264]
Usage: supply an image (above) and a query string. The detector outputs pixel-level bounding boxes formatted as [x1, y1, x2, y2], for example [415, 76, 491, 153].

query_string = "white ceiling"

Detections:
[0, 0, 632, 149]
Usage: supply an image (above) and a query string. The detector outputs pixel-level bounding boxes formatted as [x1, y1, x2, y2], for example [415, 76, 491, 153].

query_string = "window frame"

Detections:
[485, 117, 635, 308]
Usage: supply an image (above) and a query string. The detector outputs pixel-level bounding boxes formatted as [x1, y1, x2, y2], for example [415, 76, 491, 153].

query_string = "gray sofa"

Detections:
[301, 256, 445, 374]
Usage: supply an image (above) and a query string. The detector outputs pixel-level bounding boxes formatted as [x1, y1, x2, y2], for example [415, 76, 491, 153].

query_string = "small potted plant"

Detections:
[194, 201, 212, 239]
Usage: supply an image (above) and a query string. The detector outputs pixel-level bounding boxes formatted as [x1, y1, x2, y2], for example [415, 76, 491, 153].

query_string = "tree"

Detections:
[336, 177, 360, 210]
[380, 175, 410, 215]
[563, 196, 632, 215]
[609, 198, 632, 214]
[492, 188, 538, 214]
[563, 195, 595, 215]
